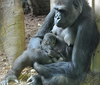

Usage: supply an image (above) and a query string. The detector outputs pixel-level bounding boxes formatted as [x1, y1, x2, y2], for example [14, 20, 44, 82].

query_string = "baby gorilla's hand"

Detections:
[47, 50, 60, 57]
[47, 50, 63, 62]
[47, 50, 55, 57]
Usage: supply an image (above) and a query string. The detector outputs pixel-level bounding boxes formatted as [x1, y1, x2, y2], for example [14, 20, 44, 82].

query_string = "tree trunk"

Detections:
[92, 0, 100, 73]
[87, 0, 100, 73]
[50, 0, 54, 10]
[0, 0, 25, 63]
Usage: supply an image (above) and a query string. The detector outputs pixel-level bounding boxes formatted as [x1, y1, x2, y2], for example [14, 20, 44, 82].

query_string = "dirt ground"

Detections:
[0, 13, 46, 84]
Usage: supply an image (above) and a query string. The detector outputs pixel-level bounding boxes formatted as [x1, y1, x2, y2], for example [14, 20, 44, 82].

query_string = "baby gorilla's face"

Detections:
[41, 33, 57, 51]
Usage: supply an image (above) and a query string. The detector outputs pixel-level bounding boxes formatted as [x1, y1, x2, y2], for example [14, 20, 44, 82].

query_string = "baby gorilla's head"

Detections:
[41, 33, 56, 50]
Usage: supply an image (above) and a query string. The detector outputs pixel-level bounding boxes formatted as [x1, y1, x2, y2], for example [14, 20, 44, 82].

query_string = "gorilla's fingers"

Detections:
[27, 75, 42, 85]
[1, 80, 8, 85]
[27, 76, 35, 85]
[1, 75, 19, 85]
[34, 62, 52, 78]
[1, 79, 19, 85]
[27, 82, 33, 85]
[14, 79, 19, 84]
[34, 62, 48, 77]
[34, 62, 44, 74]
[27, 76, 33, 83]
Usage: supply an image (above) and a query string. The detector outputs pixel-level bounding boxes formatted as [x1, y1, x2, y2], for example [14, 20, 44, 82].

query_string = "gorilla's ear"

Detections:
[73, 0, 83, 13]
[73, 0, 79, 9]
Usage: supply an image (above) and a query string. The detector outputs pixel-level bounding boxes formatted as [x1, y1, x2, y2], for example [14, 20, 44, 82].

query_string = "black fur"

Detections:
[1, 0, 99, 85]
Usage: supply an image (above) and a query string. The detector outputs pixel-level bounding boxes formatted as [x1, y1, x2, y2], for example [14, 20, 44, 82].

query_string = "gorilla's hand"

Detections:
[34, 62, 53, 78]
[34, 62, 69, 78]
[1, 74, 19, 85]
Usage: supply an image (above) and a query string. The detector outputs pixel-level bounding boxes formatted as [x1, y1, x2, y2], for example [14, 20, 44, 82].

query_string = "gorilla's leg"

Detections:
[1, 37, 43, 85]
[27, 75, 77, 85]
[1, 48, 52, 85]
[42, 75, 77, 85]
[1, 50, 32, 84]
[34, 62, 84, 85]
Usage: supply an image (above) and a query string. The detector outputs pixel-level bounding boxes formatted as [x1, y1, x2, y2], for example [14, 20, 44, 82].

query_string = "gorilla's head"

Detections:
[53, 0, 83, 28]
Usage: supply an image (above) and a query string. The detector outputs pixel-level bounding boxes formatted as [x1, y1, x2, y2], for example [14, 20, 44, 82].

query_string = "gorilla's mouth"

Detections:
[56, 23, 68, 29]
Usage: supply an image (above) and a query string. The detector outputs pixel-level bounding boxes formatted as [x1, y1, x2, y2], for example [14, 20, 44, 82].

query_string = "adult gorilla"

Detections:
[1, 0, 100, 85]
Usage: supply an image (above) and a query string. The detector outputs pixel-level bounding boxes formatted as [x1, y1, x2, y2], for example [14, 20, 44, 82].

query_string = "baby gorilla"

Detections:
[28, 33, 66, 65]
[41, 33, 72, 62]
[31, 33, 63, 64]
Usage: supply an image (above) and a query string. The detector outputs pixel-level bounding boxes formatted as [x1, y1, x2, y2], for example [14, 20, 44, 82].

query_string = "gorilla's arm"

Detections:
[34, 18, 99, 80]
[35, 9, 55, 37]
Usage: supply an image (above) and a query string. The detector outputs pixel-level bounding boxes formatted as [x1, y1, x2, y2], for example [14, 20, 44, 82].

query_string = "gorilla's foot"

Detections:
[27, 75, 42, 85]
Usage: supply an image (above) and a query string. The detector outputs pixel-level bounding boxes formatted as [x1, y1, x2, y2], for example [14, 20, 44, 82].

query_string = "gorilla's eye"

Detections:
[59, 10, 66, 13]
[54, 8, 59, 11]
[54, 8, 66, 13]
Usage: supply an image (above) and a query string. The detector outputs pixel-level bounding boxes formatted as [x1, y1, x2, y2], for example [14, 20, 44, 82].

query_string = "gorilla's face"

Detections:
[54, 0, 83, 28]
